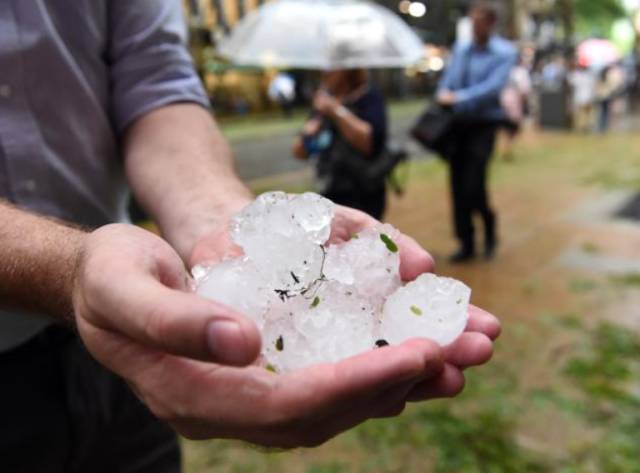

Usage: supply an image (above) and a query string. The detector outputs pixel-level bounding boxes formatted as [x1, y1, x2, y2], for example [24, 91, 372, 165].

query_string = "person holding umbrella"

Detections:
[292, 69, 389, 219]
[219, 0, 426, 220]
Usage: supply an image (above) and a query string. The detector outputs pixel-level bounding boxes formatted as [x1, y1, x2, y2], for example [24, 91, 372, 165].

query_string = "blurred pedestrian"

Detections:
[293, 69, 388, 219]
[569, 62, 597, 133]
[436, 0, 517, 262]
[596, 65, 623, 133]
[500, 56, 532, 161]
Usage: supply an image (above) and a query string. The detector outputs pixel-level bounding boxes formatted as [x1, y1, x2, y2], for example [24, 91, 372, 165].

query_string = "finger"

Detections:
[444, 332, 494, 368]
[398, 234, 436, 281]
[277, 379, 417, 448]
[189, 230, 243, 268]
[83, 272, 261, 366]
[466, 305, 501, 340]
[268, 339, 444, 425]
[329, 205, 378, 243]
[406, 364, 466, 402]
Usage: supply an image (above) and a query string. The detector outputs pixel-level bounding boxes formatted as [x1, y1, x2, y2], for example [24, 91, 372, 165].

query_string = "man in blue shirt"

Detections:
[437, 1, 517, 262]
[0, 1, 501, 471]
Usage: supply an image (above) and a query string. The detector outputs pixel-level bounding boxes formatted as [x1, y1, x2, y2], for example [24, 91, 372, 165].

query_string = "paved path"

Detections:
[227, 105, 425, 182]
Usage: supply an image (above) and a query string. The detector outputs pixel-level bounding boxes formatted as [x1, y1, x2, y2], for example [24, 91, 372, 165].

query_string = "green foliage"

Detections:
[575, 0, 627, 35]
[609, 273, 640, 288]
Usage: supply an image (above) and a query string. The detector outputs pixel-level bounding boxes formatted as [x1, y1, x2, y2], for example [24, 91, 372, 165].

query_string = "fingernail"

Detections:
[206, 319, 245, 362]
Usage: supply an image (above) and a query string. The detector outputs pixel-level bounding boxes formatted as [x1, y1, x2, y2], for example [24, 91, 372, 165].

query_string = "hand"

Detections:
[438, 90, 457, 107]
[74, 206, 499, 448]
[183, 206, 499, 445]
[313, 90, 341, 117]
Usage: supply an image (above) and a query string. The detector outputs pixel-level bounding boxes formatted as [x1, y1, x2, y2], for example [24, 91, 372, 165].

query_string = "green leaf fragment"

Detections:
[410, 305, 423, 316]
[351, 233, 360, 240]
[266, 364, 277, 373]
[310, 296, 320, 308]
[380, 233, 399, 253]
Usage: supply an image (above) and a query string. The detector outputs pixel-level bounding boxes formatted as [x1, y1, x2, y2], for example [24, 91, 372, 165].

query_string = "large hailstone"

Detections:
[194, 192, 472, 373]
[380, 273, 471, 346]
[230, 192, 332, 293]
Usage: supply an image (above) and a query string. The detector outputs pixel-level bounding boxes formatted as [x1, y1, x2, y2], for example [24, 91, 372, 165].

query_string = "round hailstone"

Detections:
[195, 258, 270, 330]
[292, 282, 377, 364]
[262, 282, 377, 372]
[380, 273, 471, 346]
[231, 192, 334, 246]
[230, 192, 334, 293]
[261, 316, 305, 373]
[324, 224, 402, 303]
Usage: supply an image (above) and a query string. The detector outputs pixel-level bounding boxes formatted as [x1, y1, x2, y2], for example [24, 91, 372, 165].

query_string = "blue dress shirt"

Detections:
[438, 36, 517, 121]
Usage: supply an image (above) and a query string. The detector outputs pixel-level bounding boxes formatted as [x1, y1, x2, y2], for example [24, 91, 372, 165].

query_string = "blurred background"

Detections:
[175, 1, 640, 472]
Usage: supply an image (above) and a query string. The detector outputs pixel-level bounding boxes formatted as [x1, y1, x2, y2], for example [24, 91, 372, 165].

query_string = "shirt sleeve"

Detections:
[454, 47, 517, 113]
[107, 0, 210, 135]
[437, 44, 461, 93]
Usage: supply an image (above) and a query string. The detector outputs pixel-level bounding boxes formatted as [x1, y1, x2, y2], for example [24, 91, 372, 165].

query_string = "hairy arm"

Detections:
[124, 103, 253, 261]
[0, 200, 85, 321]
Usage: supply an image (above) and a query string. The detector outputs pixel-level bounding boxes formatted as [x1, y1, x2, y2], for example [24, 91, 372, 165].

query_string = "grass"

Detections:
[609, 273, 640, 288]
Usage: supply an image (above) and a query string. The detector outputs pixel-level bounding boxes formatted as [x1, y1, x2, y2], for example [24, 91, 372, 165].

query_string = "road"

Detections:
[226, 104, 425, 182]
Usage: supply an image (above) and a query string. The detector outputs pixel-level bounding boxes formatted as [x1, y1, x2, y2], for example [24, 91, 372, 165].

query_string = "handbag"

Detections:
[328, 138, 408, 193]
[410, 104, 454, 157]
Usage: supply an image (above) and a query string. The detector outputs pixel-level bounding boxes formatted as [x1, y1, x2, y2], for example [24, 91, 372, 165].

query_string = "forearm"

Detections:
[330, 107, 373, 155]
[124, 103, 253, 261]
[0, 201, 85, 322]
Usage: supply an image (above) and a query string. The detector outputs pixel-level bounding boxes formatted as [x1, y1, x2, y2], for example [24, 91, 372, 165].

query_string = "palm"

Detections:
[74, 209, 500, 447]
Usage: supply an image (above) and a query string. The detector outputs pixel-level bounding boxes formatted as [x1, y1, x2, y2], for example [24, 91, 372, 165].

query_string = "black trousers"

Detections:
[0, 326, 181, 473]
[324, 186, 387, 221]
[446, 121, 498, 250]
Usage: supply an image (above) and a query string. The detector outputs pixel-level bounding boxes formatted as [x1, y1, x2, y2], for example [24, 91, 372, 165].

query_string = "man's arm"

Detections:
[124, 103, 252, 262]
[0, 201, 84, 322]
[453, 50, 517, 112]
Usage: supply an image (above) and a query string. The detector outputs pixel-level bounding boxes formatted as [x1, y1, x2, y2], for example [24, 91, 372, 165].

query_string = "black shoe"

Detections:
[449, 248, 475, 264]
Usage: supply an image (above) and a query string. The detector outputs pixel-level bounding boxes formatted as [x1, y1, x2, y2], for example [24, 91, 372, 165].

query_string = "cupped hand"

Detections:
[73, 203, 500, 448]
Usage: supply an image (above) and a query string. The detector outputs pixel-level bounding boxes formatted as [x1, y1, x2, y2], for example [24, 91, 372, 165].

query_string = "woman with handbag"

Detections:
[292, 69, 388, 219]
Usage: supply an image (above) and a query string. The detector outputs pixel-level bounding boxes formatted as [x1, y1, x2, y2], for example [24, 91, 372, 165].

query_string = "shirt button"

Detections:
[0, 84, 11, 98]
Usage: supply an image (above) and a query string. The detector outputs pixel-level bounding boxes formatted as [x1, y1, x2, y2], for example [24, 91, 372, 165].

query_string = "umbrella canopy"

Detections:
[217, 0, 425, 70]
[577, 38, 622, 69]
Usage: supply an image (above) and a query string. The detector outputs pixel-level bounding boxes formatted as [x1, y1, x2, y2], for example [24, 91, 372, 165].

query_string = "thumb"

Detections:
[83, 273, 262, 366]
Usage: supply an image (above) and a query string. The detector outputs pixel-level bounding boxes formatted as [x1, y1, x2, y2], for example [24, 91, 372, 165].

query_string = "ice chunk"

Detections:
[230, 192, 334, 292]
[263, 281, 377, 371]
[193, 192, 474, 373]
[324, 224, 402, 303]
[380, 273, 471, 346]
[195, 258, 269, 329]
[231, 192, 334, 247]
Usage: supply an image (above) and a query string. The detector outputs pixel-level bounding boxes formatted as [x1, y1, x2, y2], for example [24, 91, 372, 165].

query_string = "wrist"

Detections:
[162, 190, 253, 263]
[332, 104, 349, 120]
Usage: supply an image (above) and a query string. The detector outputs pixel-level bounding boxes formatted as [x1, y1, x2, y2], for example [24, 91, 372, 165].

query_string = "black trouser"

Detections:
[324, 186, 387, 221]
[0, 326, 181, 473]
[446, 120, 498, 251]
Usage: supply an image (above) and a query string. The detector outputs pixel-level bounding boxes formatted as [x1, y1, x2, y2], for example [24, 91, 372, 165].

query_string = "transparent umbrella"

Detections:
[217, 0, 425, 69]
